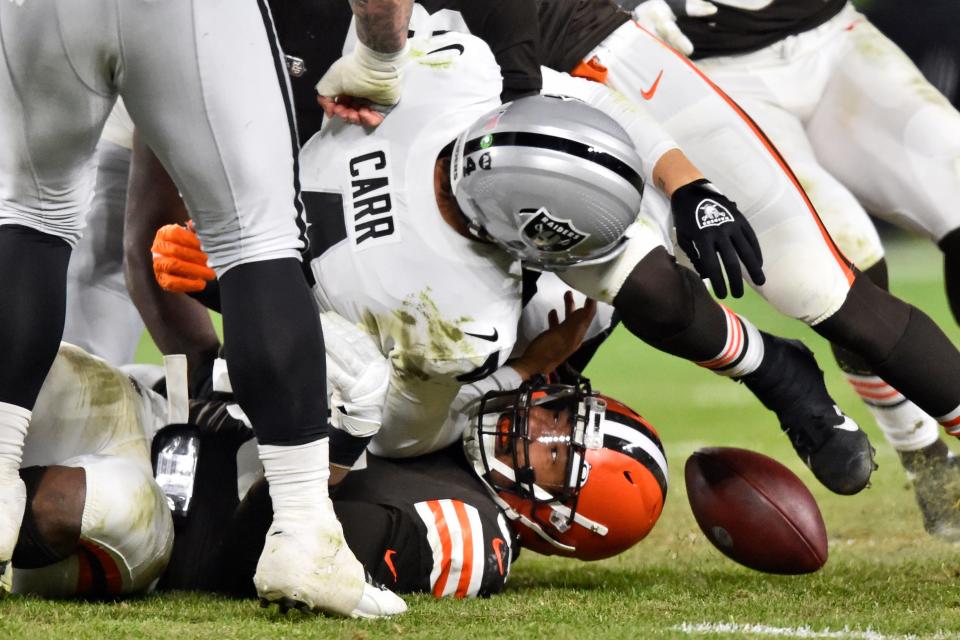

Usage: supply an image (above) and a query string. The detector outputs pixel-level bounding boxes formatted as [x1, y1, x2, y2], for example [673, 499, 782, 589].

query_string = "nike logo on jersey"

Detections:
[641, 70, 664, 101]
[383, 549, 399, 583]
[491, 538, 506, 576]
[427, 43, 465, 56]
[465, 328, 499, 342]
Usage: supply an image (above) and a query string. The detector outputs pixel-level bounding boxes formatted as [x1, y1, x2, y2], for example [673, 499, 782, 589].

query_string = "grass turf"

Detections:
[3, 238, 960, 639]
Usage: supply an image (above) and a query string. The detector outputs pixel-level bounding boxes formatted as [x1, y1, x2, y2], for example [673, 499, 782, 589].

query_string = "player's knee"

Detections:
[814, 270, 911, 363]
[199, 217, 304, 276]
[559, 221, 667, 304]
[613, 247, 696, 340]
[75, 455, 174, 595]
[0, 215, 82, 248]
[12, 466, 85, 569]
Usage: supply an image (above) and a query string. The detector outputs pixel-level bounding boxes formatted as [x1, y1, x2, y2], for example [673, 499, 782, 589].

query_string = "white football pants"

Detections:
[696, 3, 960, 262]
[581, 18, 859, 325]
[0, 0, 305, 274]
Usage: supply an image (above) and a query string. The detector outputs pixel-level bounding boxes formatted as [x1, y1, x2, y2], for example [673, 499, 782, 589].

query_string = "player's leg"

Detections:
[115, 0, 401, 616]
[207, 480, 398, 599]
[560, 214, 873, 495]
[0, 0, 120, 583]
[718, 96, 947, 477]
[12, 456, 174, 597]
[791, 13, 960, 537]
[63, 139, 143, 366]
[597, 21, 960, 498]
[830, 260, 960, 540]
[807, 14, 960, 326]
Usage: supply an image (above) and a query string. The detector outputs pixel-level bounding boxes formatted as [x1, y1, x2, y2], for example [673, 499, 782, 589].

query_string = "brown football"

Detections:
[685, 447, 828, 574]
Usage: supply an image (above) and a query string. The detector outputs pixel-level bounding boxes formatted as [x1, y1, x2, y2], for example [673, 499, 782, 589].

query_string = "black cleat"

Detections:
[899, 440, 960, 542]
[741, 334, 877, 495]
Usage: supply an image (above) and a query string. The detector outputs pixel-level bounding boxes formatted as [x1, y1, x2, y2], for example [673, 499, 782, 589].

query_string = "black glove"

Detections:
[671, 179, 765, 298]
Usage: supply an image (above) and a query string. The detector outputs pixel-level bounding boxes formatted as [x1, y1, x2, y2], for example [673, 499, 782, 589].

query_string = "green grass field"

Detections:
[3, 238, 960, 639]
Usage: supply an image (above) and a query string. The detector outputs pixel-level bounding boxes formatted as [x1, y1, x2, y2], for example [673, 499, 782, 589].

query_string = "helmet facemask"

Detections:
[470, 378, 607, 546]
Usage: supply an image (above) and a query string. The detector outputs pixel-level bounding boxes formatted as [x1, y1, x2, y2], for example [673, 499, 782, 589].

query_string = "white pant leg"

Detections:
[808, 14, 960, 242]
[0, 0, 305, 272]
[116, 0, 305, 273]
[0, 0, 118, 245]
[687, 6, 886, 270]
[730, 96, 885, 272]
[13, 455, 174, 597]
[591, 21, 857, 324]
[63, 141, 143, 366]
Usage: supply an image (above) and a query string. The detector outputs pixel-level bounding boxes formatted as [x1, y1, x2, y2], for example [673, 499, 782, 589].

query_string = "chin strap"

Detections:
[483, 455, 609, 550]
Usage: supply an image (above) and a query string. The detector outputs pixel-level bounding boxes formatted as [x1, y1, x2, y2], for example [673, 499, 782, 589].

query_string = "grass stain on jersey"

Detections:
[53, 344, 153, 462]
[364, 288, 480, 384]
[409, 45, 457, 71]
[396, 310, 417, 326]
[58, 344, 126, 408]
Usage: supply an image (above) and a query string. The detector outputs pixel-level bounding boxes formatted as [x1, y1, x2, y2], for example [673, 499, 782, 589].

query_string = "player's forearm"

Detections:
[652, 148, 706, 197]
[349, 0, 413, 53]
[123, 132, 220, 372]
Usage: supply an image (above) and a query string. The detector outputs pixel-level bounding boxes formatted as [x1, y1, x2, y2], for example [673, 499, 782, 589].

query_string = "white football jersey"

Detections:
[301, 33, 524, 458]
[21, 343, 165, 470]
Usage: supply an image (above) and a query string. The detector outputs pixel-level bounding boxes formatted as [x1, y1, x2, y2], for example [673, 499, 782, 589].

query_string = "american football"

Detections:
[685, 447, 828, 574]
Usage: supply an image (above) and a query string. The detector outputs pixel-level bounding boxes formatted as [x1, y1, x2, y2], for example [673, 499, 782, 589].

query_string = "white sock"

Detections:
[697, 306, 764, 378]
[0, 402, 30, 480]
[845, 374, 938, 451]
[258, 438, 332, 525]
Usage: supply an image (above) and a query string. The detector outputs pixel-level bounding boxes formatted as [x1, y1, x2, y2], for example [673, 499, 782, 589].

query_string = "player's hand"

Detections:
[321, 311, 389, 437]
[514, 292, 597, 379]
[671, 179, 765, 299]
[151, 222, 215, 293]
[316, 42, 408, 127]
[632, 0, 717, 56]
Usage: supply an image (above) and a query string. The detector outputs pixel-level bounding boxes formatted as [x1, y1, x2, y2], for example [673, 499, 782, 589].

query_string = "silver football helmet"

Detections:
[450, 95, 644, 271]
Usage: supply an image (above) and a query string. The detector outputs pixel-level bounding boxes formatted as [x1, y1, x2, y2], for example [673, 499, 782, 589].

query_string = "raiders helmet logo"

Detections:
[520, 208, 590, 253]
[695, 199, 735, 230]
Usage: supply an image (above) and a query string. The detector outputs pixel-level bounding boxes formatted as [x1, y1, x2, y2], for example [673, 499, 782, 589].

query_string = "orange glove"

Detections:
[151, 222, 216, 293]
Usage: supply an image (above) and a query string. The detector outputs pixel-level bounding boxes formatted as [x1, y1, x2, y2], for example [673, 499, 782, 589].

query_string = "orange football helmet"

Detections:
[464, 377, 667, 560]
